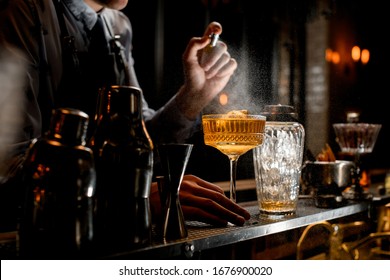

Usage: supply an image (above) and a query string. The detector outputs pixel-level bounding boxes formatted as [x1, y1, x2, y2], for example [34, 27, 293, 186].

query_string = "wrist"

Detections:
[174, 85, 204, 120]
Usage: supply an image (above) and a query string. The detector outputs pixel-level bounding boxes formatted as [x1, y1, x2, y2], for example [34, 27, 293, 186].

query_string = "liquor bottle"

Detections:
[89, 85, 154, 255]
[18, 108, 96, 259]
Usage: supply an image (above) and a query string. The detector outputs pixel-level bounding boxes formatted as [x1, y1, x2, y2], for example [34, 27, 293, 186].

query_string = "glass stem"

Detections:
[229, 156, 239, 203]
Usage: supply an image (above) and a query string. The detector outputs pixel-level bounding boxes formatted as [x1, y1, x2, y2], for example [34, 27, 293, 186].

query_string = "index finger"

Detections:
[182, 175, 225, 194]
[180, 181, 251, 220]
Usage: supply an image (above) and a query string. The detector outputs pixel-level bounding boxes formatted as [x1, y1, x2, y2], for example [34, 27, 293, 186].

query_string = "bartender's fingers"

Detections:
[181, 188, 251, 221]
[180, 176, 251, 220]
[201, 41, 227, 72]
[182, 22, 222, 64]
[182, 205, 228, 226]
[183, 36, 210, 64]
[204, 49, 236, 79]
[182, 174, 224, 194]
[181, 196, 247, 226]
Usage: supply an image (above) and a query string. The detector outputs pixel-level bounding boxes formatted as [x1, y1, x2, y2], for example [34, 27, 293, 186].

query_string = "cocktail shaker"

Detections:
[253, 104, 305, 215]
[19, 108, 96, 258]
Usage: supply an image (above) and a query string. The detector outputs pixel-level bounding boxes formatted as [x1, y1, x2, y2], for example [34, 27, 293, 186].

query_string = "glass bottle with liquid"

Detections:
[89, 85, 154, 255]
[18, 108, 96, 259]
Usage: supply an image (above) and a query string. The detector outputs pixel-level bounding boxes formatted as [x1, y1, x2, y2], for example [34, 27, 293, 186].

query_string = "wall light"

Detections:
[326, 46, 370, 64]
[331, 52, 340, 64]
[361, 49, 370, 64]
[351, 46, 361, 62]
[351, 45, 370, 64]
[325, 48, 340, 64]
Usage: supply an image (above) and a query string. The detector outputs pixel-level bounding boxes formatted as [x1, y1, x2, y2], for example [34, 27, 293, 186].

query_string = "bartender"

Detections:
[0, 0, 250, 229]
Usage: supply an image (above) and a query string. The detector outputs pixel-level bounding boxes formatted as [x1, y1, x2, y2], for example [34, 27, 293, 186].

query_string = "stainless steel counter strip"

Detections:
[109, 198, 370, 259]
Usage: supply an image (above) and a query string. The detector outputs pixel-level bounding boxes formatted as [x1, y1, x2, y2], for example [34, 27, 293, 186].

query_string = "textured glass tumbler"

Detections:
[253, 121, 305, 215]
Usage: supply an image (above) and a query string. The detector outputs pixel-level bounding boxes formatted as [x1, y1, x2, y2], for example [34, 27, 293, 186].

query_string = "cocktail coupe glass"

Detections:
[333, 123, 382, 200]
[202, 113, 266, 202]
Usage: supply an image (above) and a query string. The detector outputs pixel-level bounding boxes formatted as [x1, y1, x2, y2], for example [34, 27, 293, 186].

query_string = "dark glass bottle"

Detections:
[18, 108, 96, 259]
[89, 85, 154, 255]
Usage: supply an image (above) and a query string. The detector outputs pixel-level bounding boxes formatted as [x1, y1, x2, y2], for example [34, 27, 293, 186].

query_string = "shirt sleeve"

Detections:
[0, 0, 47, 154]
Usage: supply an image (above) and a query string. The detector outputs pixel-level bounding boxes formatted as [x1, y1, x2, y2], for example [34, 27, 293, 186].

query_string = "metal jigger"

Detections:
[157, 144, 193, 242]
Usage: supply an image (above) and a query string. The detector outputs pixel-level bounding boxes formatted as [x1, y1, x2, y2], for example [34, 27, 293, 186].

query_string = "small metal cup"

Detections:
[301, 160, 355, 208]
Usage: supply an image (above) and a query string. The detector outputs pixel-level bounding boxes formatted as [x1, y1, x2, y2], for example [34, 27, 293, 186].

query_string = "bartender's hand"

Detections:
[150, 174, 251, 227]
[175, 22, 237, 120]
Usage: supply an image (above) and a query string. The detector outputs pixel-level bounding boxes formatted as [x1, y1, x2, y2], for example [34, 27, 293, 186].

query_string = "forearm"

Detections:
[145, 92, 197, 144]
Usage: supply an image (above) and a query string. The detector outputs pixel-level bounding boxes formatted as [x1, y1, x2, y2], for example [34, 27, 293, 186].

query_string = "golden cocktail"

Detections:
[202, 112, 266, 202]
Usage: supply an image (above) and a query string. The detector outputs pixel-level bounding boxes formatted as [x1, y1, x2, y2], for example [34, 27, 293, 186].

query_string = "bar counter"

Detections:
[2, 179, 388, 259]
[109, 192, 374, 259]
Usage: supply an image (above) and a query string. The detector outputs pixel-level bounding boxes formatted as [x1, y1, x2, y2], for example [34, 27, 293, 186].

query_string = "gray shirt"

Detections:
[0, 0, 195, 164]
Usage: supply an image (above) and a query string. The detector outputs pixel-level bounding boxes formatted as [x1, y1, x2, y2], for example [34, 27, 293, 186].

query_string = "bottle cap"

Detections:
[47, 108, 89, 146]
[261, 104, 299, 122]
[109, 86, 142, 115]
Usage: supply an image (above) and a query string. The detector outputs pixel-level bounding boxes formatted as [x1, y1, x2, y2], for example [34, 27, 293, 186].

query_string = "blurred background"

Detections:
[123, 0, 389, 183]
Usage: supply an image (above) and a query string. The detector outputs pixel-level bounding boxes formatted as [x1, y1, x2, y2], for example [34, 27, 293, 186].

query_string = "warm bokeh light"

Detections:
[325, 48, 333, 62]
[219, 92, 228, 105]
[361, 49, 370, 64]
[351, 46, 361, 62]
[360, 170, 370, 189]
[326, 46, 369, 65]
[331, 51, 340, 64]
[325, 48, 340, 64]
